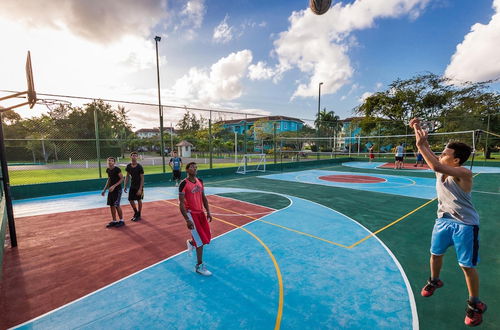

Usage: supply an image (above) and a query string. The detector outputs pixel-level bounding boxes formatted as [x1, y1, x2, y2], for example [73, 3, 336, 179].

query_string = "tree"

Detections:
[314, 108, 341, 136]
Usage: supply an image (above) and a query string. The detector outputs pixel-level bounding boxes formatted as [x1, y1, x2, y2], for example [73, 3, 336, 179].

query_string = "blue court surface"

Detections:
[260, 170, 437, 200]
[342, 161, 500, 173]
[13, 188, 417, 329]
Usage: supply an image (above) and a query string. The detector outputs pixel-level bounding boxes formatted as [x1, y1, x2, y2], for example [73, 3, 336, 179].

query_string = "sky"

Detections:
[1, 0, 499, 129]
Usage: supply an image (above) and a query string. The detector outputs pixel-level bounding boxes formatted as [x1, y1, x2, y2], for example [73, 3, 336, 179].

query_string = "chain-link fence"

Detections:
[2, 97, 499, 185]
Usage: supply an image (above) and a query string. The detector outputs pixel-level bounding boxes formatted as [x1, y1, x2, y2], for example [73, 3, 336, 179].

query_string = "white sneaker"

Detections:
[186, 240, 194, 256]
[195, 263, 212, 276]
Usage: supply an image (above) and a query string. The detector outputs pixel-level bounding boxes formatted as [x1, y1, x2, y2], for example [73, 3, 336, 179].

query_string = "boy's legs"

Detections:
[129, 200, 138, 214]
[462, 266, 479, 298]
[196, 246, 203, 265]
[110, 206, 117, 220]
[116, 205, 123, 219]
[430, 254, 444, 279]
[138, 200, 142, 213]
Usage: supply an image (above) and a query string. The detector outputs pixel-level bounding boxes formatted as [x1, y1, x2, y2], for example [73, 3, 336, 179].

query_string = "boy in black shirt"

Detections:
[124, 151, 144, 221]
[101, 157, 124, 227]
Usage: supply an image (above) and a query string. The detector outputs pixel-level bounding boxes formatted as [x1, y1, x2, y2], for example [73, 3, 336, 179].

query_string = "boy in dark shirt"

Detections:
[101, 157, 124, 228]
[124, 151, 144, 221]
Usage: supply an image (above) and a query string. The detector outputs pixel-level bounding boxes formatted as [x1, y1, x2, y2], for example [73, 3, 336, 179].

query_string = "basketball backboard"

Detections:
[26, 51, 36, 109]
[0, 51, 37, 112]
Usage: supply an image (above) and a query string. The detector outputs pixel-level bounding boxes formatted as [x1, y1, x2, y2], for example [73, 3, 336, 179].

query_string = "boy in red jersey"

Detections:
[179, 162, 213, 276]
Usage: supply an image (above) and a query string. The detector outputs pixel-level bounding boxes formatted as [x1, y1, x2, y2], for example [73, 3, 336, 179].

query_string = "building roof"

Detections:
[135, 127, 176, 134]
[135, 128, 159, 133]
[176, 140, 193, 147]
[341, 117, 365, 123]
[217, 116, 304, 125]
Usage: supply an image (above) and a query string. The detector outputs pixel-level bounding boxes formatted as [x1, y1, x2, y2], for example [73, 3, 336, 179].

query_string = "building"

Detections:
[135, 127, 176, 139]
[218, 116, 304, 135]
[176, 140, 193, 157]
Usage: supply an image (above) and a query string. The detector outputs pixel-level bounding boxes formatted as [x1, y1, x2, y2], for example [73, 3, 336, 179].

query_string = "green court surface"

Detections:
[198, 163, 499, 329]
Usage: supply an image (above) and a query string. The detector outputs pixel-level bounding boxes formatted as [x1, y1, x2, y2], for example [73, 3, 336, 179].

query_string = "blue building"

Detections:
[219, 116, 304, 136]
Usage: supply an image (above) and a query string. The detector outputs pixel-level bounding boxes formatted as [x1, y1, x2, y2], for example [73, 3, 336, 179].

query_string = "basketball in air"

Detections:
[309, 0, 332, 15]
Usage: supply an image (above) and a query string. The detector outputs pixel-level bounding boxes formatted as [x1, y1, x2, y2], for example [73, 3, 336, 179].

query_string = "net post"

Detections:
[93, 107, 102, 178]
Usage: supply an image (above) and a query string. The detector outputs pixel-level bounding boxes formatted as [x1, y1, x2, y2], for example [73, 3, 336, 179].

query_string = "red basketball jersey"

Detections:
[179, 177, 205, 212]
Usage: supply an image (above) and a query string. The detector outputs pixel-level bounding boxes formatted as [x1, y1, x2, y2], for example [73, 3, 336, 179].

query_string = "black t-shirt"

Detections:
[106, 166, 122, 187]
[126, 163, 144, 189]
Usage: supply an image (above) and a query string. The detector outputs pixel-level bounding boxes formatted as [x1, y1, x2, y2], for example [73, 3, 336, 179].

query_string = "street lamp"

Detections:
[154, 36, 166, 173]
[317, 82, 323, 160]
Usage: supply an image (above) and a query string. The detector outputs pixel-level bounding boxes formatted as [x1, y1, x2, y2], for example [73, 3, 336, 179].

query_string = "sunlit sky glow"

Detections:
[1, 0, 499, 129]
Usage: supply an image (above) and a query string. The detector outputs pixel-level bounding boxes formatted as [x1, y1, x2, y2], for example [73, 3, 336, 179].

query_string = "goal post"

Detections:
[236, 154, 266, 174]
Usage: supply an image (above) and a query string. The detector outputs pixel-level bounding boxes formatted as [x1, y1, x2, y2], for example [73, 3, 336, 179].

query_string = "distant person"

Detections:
[368, 145, 375, 162]
[101, 157, 124, 228]
[395, 142, 405, 169]
[179, 162, 213, 276]
[169, 151, 183, 186]
[124, 151, 144, 221]
[414, 150, 424, 167]
[410, 118, 487, 327]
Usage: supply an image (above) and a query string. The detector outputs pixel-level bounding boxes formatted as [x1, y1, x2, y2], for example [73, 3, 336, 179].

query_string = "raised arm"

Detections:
[410, 118, 472, 180]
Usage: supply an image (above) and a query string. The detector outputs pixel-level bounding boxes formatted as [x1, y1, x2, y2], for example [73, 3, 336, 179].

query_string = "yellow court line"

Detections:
[164, 200, 283, 330]
[210, 202, 349, 248]
[348, 198, 438, 248]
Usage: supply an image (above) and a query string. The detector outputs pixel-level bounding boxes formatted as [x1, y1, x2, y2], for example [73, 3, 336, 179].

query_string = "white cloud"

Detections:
[179, 0, 206, 39]
[376, 82, 384, 89]
[0, 0, 167, 43]
[213, 15, 233, 44]
[248, 61, 276, 80]
[267, 0, 430, 98]
[445, 0, 500, 83]
[171, 50, 253, 104]
[359, 91, 374, 102]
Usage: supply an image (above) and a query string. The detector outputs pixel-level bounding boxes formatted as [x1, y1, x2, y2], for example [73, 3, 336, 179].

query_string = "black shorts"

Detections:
[173, 170, 181, 180]
[107, 188, 122, 207]
[395, 156, 404, 162]
[128, 187, 144, 201]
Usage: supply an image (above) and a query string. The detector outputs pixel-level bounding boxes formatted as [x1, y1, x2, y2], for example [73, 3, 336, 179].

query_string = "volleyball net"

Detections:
[276, 129, 499, 160]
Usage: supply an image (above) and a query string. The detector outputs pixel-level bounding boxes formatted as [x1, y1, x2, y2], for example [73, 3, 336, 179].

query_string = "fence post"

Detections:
[0, 114, 17, 247]
[94, 107, 102, 178]
[484, 114, 490, 165]
[209, 110, 213, 169]
[273, 122, 277, 164]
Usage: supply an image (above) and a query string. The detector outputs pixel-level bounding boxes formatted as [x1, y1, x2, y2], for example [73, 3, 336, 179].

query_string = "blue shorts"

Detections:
[430, 218, 479, 268]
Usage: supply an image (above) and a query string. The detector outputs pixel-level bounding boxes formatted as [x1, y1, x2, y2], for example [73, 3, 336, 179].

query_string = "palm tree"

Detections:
[315, 108, 341, 136]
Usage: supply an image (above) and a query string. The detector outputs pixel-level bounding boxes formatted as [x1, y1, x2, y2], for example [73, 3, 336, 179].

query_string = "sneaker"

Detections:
[421, 278, 444, 297]
[115, 220, 125, 228]
[465, 300, 487, 327]
[131, 212, 140, 222]
[186, 240, 195, 256]
[106, 221, 118, 228]
[195, 263, 212, 276]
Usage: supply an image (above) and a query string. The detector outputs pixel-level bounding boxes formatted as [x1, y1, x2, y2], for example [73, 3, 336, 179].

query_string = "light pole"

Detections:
[317, 82, 323, 160]
[154, 35, 166, 173]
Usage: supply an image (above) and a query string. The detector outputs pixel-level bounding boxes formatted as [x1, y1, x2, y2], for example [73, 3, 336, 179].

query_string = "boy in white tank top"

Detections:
[410, 118, 486, 327]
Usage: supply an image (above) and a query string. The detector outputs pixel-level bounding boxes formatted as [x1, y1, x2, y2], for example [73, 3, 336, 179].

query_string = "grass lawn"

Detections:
[9, 163, 241, 186]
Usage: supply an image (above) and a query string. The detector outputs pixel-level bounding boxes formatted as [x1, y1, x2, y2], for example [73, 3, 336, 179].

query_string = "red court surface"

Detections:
[0, 195, 273, 329]
[319, 174, 386, 183]
[379, 162, 430, 170]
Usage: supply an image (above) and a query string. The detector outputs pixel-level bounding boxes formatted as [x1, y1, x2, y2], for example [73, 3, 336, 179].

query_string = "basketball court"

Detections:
[2, 161, 499, 329]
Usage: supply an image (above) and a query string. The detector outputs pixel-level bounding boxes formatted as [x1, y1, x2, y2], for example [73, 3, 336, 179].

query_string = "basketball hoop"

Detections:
[38, 98, 72, 111]
[0, 51, 37, 113]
